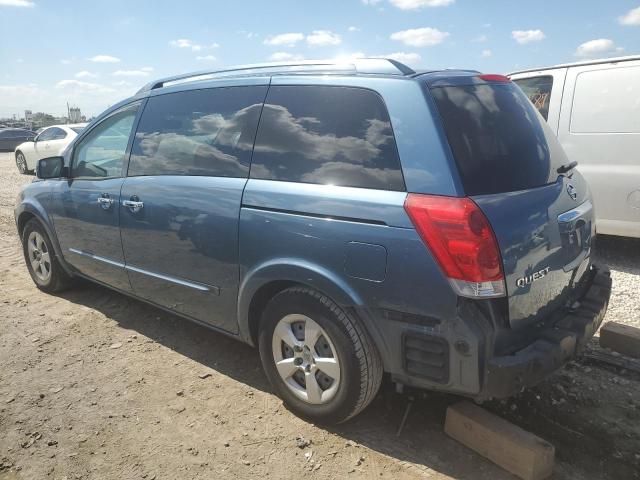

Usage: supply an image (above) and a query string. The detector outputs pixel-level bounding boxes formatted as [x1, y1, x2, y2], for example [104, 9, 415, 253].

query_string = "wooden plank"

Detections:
[582, 348, 640, 373]
[600, 322, 640, 359]
[444, 401, 555, 480]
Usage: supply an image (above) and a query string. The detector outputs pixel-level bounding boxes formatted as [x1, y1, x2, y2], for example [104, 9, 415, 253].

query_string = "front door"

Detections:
[50, 102, 141, 290]
[119, 84, 266, 332]
[32, 127, 57, 163]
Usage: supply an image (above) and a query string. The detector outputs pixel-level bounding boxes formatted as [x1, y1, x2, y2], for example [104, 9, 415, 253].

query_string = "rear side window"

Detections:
[513, 75, 553, 120]
[430, 82, 566, 196]
[1, 130, 22, 138]
[37, 128, 56, 141]
[128, 86, 267, 177]
[49, 127, 67, 140]
[251, 85, 404, 191]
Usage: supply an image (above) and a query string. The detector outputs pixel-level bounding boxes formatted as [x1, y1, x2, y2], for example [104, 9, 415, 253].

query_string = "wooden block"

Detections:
[600, 321, 640, 359]
[445, 401, 555, 480]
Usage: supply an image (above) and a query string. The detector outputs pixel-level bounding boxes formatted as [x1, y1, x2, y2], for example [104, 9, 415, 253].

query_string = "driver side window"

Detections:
[72, 103, 139, 178]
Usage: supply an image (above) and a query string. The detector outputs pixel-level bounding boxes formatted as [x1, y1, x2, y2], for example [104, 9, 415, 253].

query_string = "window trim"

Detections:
[248, 84, 406, 192]
[70, 100, 144, 181]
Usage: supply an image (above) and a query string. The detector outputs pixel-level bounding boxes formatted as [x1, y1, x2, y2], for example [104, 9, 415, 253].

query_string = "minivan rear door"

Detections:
[429, 78, 594, 329]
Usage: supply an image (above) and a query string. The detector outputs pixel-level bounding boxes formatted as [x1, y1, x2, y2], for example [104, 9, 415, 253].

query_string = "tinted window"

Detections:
[71, 127, 85, 134]
[0, 129, 26, 138]
[571, 66, 640, 134]
[37, 128, 56, 141]
[72, 103, 139, 178]
[430, 83, 567, 196]
[49, 127, 67, 140]
[128, 86, 266, 177]
[251, 86, 404, 191]
[513, 76, 553, 120]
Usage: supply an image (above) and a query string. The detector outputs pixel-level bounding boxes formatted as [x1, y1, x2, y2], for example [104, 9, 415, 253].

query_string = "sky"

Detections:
[1, 0, 639, 118]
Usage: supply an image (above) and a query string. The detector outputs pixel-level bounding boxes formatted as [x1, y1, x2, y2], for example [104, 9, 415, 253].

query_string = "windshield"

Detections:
[430, 82, 567, 196]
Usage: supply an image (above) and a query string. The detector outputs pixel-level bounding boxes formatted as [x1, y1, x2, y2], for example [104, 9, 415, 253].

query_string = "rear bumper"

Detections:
[478, 263, 612, 400]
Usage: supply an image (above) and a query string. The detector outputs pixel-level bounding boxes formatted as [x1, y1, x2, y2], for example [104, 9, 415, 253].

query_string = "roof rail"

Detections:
[136, 58, 415, 94]
[508, 54, 640, 76]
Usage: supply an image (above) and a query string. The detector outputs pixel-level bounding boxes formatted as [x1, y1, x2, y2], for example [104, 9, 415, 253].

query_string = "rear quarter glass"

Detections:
[250, 85, 405, 191]
[429, 82, 568, 196]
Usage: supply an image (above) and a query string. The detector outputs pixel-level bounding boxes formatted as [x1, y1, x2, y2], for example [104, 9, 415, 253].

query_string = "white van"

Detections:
[510, 55, 640, 238]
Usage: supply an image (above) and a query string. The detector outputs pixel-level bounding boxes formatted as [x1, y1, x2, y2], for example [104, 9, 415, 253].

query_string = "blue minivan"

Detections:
[15, 59, 611, 424]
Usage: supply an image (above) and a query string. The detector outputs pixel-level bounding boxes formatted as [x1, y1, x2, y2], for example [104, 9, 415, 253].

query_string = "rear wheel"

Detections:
[15, 151, 29, 174]
[258, 287, 382, 424]
[22, 219, 72, 292]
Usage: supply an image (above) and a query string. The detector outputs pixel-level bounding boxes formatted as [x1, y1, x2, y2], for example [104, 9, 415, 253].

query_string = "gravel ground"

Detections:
[0, 152, 639, 480]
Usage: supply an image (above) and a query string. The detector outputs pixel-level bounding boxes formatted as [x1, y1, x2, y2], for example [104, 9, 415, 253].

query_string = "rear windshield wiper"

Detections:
[557, 161, 578, 175]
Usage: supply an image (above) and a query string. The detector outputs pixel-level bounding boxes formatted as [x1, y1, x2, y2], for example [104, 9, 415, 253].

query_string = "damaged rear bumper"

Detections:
[478, 263, 612, 400]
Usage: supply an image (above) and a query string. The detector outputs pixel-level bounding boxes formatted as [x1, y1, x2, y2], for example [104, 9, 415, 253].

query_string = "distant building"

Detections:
[24, 110, 33, 130]
[69, 107, 82, 123]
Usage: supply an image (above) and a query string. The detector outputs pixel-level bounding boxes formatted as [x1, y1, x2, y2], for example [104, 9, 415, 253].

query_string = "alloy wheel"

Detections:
[271, 314, 341, 405]
[16, 152, 27, 173]
[27, 231, 51, 282]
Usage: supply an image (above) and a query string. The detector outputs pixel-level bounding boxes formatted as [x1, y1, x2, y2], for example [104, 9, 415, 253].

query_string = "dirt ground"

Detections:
[1, 151, 639, 480]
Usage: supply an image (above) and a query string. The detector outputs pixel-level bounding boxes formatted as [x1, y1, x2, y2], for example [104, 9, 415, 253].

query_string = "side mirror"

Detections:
[36, 156, 68, 179]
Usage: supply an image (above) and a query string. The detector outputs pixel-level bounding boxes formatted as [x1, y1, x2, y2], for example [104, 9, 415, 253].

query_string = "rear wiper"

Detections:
[557, 161, 578, 175]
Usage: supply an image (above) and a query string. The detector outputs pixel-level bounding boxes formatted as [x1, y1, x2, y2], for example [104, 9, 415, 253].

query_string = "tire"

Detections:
[258, 286, 383, 424]
[15, 151, 30, 174]
[21, 219, 73, 293]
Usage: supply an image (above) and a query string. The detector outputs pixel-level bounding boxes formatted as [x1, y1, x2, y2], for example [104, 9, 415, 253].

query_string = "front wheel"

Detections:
[15, 151, 30, 174]
[258, 287, 383, 424]
[22, 219, 72, 292]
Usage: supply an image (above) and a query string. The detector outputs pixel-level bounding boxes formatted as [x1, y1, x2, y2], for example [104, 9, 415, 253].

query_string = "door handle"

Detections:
[97, 194, 114, 210]
[122, 198, 144, 213]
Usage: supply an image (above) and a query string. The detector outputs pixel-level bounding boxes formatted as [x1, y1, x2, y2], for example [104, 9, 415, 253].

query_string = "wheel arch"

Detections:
[238, 259, 365, 347]
[16, 204, 73, 277]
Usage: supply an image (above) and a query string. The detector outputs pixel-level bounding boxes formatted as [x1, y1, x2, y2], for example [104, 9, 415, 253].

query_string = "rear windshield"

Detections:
[71, 127, 85, 134]
[430, 82, 566, 196]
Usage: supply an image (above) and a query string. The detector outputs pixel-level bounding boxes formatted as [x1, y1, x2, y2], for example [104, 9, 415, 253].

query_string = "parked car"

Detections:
[14, 123, 87, 174]
[14, 59, 611, 424]
[0, 128, 36, 152]
[510, 55, 640, 238]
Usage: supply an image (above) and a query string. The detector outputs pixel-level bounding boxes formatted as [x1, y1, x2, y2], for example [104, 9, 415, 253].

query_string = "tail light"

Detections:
[404, 194, 506, 298]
